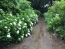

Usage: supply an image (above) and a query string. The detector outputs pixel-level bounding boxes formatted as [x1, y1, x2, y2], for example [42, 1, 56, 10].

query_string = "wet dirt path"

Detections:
[1, 17, 65, 49]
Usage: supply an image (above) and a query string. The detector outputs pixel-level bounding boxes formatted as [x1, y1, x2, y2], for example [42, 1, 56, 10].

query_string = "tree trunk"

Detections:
[50, 0, 53, 5]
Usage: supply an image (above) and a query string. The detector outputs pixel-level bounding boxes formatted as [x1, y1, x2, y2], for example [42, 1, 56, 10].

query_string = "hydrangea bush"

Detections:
[44, 0, 65, 40]
[0, 0, 38, 43]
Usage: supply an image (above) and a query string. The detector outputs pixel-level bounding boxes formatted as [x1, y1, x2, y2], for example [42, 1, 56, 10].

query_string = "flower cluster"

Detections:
[0, 0, 38, 43]
[0, 10, 38, 43]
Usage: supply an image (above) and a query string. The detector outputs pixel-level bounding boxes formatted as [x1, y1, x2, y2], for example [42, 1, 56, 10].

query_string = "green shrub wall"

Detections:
[0, 0, 38, 43]
[44, 0, 65, 40]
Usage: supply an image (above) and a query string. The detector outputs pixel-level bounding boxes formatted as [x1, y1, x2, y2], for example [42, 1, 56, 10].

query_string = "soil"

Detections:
[0, 17, 65, 49]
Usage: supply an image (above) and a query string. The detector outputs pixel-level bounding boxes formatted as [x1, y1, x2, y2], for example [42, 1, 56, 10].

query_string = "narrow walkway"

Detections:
[1, 17, 65, 49]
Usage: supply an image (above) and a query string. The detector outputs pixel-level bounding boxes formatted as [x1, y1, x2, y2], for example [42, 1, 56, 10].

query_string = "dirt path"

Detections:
[1, 17, 65, 49]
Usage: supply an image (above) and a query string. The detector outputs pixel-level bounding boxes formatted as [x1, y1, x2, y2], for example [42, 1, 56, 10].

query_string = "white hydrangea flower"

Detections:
[0, 20, 2, 23]
[18, 38, 21, 41]
[23, 26, 26, 28]
[10, 23, 12, 25]
[19, 20, 22, 24]
[55, 14, 60, 19]
[15, 19, 17, 21]
[18, 23, 21, 26]
[17, 30, 19, 34]
[4, 26, 8, 29]
[8, 29, 10, 32]
[0, 9, 2, 10]
[22, 18, 24, 20]
[31, 22, 33, 26]
[25, 34, 28, 37]
[24, 23, 27, 26]
[10, 13, 12, 16]
[56, 14, 59, 16]
[18, 21, 22, 26]
[13, 22, 16, 26]
[27, 33, 31, 36]
[18, 28, 21, 30]
[7, 34, 11, 38]
[21, 36, 24, 38]
[44, 4, 49, 8]
[28, 29, 30, 33]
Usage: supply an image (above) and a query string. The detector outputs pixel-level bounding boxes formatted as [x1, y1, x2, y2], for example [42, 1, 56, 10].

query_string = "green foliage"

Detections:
[0, 0, 38, 43]
[0, 0, 32, 14]
[28, 0, 51, 13]
[44, 1, 65, 39]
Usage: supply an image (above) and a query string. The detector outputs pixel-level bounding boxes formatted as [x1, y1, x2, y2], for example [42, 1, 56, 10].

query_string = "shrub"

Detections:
[44, 1, 65, 39]
[0, 0, 32, 14]
[0, 0, 38, 43]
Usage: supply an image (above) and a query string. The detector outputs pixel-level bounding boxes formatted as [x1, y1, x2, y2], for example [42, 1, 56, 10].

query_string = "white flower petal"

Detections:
[22, 18, 24, 20]
[0, 20, 2, 23]
[19, 28, 21, 30]
[18, 23, 21, 26]
[0, 9, 2, 10]
[18, 38, 21, 41]
[17, 30, 19, 34]
[21, 36, 24, 38]
[25, 34, 28, 37]
[28, 29, 30, 33]
[15, 19, 17, 21]
[4, 26, 8, 29]
[10, 23, 12, 25]
[23, 26, 26, 28]
[13, 22, 16, 25]
[7, 34, 11, 38]
[10, 13, 12, 16]
[8, 29, 10, 32]
[19, 21, 22, 24]
[27, 33, 31, 36]
[24, 23, 27, 26]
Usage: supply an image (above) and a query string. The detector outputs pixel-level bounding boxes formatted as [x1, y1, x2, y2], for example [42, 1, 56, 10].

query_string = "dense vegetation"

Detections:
[28, 0, 61, 13]
[0, 0, 38, 43]
[0, 0, 65, 43]
[44, 0, 65, 40]
[28, 0, 51, 13]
